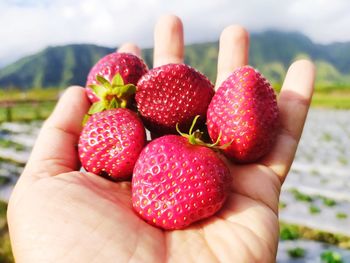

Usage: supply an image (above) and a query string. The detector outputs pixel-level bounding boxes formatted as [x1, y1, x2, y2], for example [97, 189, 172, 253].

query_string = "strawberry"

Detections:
[132, 133, 231, 230]
[135, 63, 214, 135]
[78, 108, 146, 180]
[86, 52, 148, 104]
[207, 66, 279, 163]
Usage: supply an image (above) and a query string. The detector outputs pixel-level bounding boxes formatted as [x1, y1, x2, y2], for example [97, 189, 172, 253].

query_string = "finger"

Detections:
[153, 14, 184, 67]
[262, 60, 315, 182]
[24, 86, 90, 179]
[215, 25, 249, 89]
[117, 43, 142, 57]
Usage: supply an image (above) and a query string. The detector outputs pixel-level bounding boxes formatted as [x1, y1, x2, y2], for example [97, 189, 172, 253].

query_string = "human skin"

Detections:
[7, 15, 315, 263]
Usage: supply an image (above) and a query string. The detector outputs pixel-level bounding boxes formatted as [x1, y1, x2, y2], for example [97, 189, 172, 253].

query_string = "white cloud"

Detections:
[1, 0, 350, 66]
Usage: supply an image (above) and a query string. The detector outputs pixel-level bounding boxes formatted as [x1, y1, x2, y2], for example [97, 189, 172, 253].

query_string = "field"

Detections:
[0, 87, 350, 121]
[312, 92, 350, 109]
[0, 89, 59, 122]
[0, 88, 350, 262]
[276, 109, 350, 262]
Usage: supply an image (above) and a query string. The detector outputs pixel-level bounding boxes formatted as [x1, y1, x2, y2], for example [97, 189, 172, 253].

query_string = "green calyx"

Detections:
[89, 73, 136, 113]
[83, 73, 136, 125]
[176, 115, 231, 150]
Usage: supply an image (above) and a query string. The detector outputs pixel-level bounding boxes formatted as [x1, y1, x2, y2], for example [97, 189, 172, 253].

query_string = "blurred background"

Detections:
[0, 0, 350, 262]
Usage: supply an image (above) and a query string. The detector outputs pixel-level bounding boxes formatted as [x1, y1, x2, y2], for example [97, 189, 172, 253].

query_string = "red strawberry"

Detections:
[207, 66, 279, 163]
[78, 108, 146, 180]
[135, 63, 214, 135]
[86, 52, 148, 104]
[132, 134, 231, 230]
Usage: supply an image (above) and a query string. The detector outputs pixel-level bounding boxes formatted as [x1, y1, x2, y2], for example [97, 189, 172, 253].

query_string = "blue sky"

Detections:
[1, 0, 350, 67]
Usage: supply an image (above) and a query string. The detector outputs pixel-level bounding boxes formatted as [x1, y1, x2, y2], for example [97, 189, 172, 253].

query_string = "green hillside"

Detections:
[0, 31, 350, 90]
[248, 31, 350, 88]
[0, 45, 115, 90]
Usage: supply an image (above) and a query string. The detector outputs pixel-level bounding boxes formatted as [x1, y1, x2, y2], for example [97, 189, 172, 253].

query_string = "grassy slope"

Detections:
[0, 201, 14, 263]
[0, 88, 58, 122]
[312, 92, 350, 109]
[280, 222, 350, 249]
[1, 89, 349, 117]
[0, 101, 56, 122]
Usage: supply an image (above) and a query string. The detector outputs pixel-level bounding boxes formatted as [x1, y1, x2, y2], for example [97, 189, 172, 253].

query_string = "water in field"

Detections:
[280, 109, 350, 235]
[0, 121, 40, 200]
[0, 109, 349, 261]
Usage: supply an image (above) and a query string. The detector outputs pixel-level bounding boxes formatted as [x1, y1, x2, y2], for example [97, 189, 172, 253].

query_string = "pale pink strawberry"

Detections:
[207, 66, 279, 163]
[78, 108, 146, 180]
[132, 135, 231, 230]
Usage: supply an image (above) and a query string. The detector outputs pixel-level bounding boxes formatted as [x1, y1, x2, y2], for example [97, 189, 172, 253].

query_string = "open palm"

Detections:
[7, 15, 315, 263]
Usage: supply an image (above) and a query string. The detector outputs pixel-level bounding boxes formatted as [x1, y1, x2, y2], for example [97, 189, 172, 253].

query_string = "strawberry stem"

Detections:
[176, 115, 232, 150]
[188, 115, 200, 135]
[92, 74, 136, 111]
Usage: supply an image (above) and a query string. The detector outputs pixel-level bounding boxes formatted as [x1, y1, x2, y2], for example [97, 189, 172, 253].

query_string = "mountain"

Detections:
[1, 31, 350, 90]
[0, 44, 115, 90]
[249, 31, 350, 87]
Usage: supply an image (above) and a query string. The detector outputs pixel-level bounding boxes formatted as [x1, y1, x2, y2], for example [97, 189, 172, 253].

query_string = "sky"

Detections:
[1, 0, 350, 67]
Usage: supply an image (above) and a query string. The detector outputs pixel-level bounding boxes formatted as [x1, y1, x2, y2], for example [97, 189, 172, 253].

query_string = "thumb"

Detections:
[23, 86, 90, 179]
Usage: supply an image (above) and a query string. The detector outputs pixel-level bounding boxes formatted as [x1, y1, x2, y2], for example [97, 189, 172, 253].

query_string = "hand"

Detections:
[7, 15, 315, 263]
